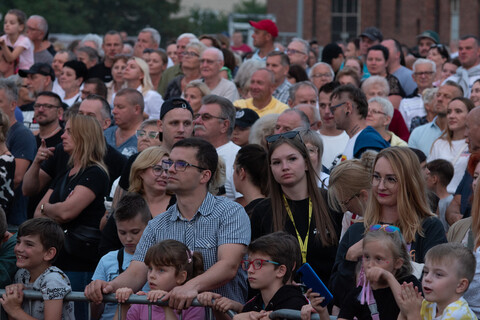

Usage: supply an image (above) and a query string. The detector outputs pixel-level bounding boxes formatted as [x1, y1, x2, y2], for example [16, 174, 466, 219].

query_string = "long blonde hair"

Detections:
[130, 57, 154, 94]
[363, 147, 433, 244]
[68, 114, 108, 175]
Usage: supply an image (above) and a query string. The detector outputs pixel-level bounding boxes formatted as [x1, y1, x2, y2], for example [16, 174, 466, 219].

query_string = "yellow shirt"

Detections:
[234, 97, 289, 117]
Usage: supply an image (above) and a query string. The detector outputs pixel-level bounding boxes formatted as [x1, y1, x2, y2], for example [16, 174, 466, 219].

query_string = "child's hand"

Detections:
[115, 287, 134, 303]
[197, 291, 222, 307]
[397, 282, 422, 318]
[365, 266, 388, 283]
[0, 284, 24, 314]
[146, 290, 168, 303]
[305, 289, 329, 319]
[301, 304, 315, 320]
[213, 296, 242, 313]
[346, 239, 364, 261]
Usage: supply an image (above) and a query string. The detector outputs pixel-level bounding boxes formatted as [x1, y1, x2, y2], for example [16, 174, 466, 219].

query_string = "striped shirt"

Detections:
[134, 192, 250, 302]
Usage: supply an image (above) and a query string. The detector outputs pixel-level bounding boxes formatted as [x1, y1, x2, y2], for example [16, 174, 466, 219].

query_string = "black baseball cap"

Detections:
[360, 27, 383, 42]
[18, 63, 55, 81]
[235, 108, 259, 128]
[160, 97, 194, 120]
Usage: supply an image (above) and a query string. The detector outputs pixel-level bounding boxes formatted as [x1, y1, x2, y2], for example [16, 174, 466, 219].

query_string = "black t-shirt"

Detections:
[338, 274, 422, 320]
[250, 189, 342, 287]
[242, 285, 308, 312]
[118, 153, 139, 191]
[87, 62, 112, 82]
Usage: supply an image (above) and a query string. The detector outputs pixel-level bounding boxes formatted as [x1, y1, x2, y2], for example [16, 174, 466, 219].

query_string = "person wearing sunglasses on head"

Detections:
[330, 85, 389, 161]
[250, 130, 343, 288]
[330, 147, 447, 310]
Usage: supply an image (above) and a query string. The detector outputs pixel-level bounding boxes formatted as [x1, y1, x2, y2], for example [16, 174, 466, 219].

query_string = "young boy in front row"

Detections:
[198, 231, 308, 319]
[0, 217, 75, 319]
[90, 193, 150, 320]
[396, 242, 477, 320]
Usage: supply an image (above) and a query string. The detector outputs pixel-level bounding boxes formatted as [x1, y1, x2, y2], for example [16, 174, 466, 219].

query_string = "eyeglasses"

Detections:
[161, 159, 207, 172]
[151, 165, 166, 176]
[285, 48, 307, 56]
[311, 73, 332, 79]
[265, 130, 301, 144]
[136, 130, 159, 139]
[371, 173, 398, 188]
[184, 51, 200, 58]
[340, 192, 360, 207]
[368, 109, 387, 116]
[369, 224, 400, 233]
[33, 103, 60, 110]
[329, 101, 346, 114]
[413, 71, 435, 77]
[241, 259, 279, 271]
[193, 113, 226, 121]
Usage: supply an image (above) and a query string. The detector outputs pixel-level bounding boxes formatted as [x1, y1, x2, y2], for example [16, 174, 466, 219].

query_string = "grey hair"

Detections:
[141, 27, 161, 46]
[309, 62, 334, 79]
[255, 68, 275, 83]
[295, 103, 320, 122]
[413, 58, 436, 73]
[178, 33, 198, 42]
[201, 94, 236, 137]
[28, 15, 48, 34]
[288, 81, 318, 104]
[368, 96, 394, 118]
[56, 49, 77, 61]
[290, 37, 310, 54]
[249, 113, 279, 149]
[139, 119, 158, 130]
[77, 46, 99, 64]
[300, 129, 324, 173]
[280, 108, 310, 130]
[422, 87, 438, 105]
[234, 59, 265, 91]
[186, 41, 207, 57]
[0, 78, 18, 102]
[203, 47, 224, 61]
[361, 75, 390, 96]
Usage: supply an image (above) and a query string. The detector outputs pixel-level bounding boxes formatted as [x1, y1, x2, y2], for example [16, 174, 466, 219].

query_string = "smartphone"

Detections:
[296, 263, 333, 307]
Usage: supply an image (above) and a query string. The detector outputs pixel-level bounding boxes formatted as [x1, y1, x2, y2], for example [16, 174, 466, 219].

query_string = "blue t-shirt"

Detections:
[6, 121, 36, 226]
[104, 126, 137, 157]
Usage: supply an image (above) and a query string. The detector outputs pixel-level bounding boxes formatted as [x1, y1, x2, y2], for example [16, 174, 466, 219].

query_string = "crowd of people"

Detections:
[1, 7, 480, 320]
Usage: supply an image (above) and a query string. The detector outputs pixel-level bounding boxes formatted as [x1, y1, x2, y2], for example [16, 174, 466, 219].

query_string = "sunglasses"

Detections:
[369, 224, 400, 233]
[265, 130, 301, 144]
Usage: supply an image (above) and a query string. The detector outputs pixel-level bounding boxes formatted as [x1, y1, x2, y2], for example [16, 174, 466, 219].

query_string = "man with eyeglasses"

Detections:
[445, 35, 480, 98]
[330, 85, 389, 160]
[86, 138, 250, 313]
[234, 68, 288, 117]
[104, 88, 144, 157]
[200, 48, 239, 102]
[194, 94, 242, 200]
[399, 59, 436, 131]
[286, 38, 309, 72]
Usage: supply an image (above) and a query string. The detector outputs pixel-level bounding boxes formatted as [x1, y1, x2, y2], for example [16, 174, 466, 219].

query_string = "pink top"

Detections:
[127, 304, 206, 320]
[0, 34, 34, 69]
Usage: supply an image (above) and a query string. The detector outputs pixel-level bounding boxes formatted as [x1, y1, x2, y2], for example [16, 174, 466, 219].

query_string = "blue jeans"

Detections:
[65, 271, 94, 320]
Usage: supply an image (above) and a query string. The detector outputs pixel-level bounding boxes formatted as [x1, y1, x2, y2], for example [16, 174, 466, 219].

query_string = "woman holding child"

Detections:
[250, 131, 342, 285]
[34, 114, 109, 318]
[330, 147, 447, 309]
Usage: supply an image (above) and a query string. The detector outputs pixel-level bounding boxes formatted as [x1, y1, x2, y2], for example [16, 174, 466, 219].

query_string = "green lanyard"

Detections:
[282, 194, 312, 263]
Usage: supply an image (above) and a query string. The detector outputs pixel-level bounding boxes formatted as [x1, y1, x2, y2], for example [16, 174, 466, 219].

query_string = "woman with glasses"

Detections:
[164, 41, 206, 100]
[33, 114, 109, 317]
[142, 49, 168, 91]
[428, 97, 474, 194]
[330, 147, 446, 310]
[250, 132, 342, 286]
[427, 43, 450, 86]
[366, 97, 408, 146]
[123, 57, 164, 119]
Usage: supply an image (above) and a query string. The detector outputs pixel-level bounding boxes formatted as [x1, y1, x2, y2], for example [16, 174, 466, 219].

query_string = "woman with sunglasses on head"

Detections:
[330, 147, 446, 310]
[164, 41, 206, 100]
[124, 57, 164, 119]
[250, 131, 342, 286]
[426, 43, 450, 86]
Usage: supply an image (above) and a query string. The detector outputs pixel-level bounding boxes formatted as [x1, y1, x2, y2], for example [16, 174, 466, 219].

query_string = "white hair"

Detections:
[368, 96, 394, 118]
[413, 58, 436, 73]
[309, 62, 334, 79]
[141, 27, 161, 46]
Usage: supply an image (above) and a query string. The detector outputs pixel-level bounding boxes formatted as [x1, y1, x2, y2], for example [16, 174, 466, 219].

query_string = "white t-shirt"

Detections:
[211, 78, 240, 102]
[216, 141, 242, 200]
[136, 86, 164, 120]
[342, 130, 362, 161]
[427, 138, 470, 194]
[319, 131, 349, 170]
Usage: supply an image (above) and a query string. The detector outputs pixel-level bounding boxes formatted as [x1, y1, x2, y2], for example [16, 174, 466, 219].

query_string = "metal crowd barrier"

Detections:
[0, 290, 338, 320]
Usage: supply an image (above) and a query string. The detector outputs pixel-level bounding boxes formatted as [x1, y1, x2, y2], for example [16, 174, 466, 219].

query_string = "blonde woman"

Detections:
[184, 80, 211, 113]
[123, 57, 164, 119]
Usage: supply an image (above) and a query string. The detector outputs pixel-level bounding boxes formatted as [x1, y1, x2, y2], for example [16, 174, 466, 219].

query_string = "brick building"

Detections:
[267, 0, 479, 48]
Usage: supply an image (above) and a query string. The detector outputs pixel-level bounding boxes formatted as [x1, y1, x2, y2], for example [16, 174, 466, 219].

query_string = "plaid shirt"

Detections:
[273, 79, 292, 104]
[134, 192, 250, 302]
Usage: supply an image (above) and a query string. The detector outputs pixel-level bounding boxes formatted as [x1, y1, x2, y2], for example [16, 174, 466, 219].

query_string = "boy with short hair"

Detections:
[397, 242, 477, 319]
[198, 231, 308, 318]
[90, 193, 151, 320]
[0, 217, 75, 319]
[425, 160, 454, 232]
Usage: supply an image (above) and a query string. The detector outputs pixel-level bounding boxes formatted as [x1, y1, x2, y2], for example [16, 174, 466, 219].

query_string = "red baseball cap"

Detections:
[249, 19, 278, 38]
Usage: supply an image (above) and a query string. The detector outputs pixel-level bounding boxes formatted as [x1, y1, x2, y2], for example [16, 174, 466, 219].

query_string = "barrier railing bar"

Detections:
[270, 309, 337, 320]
